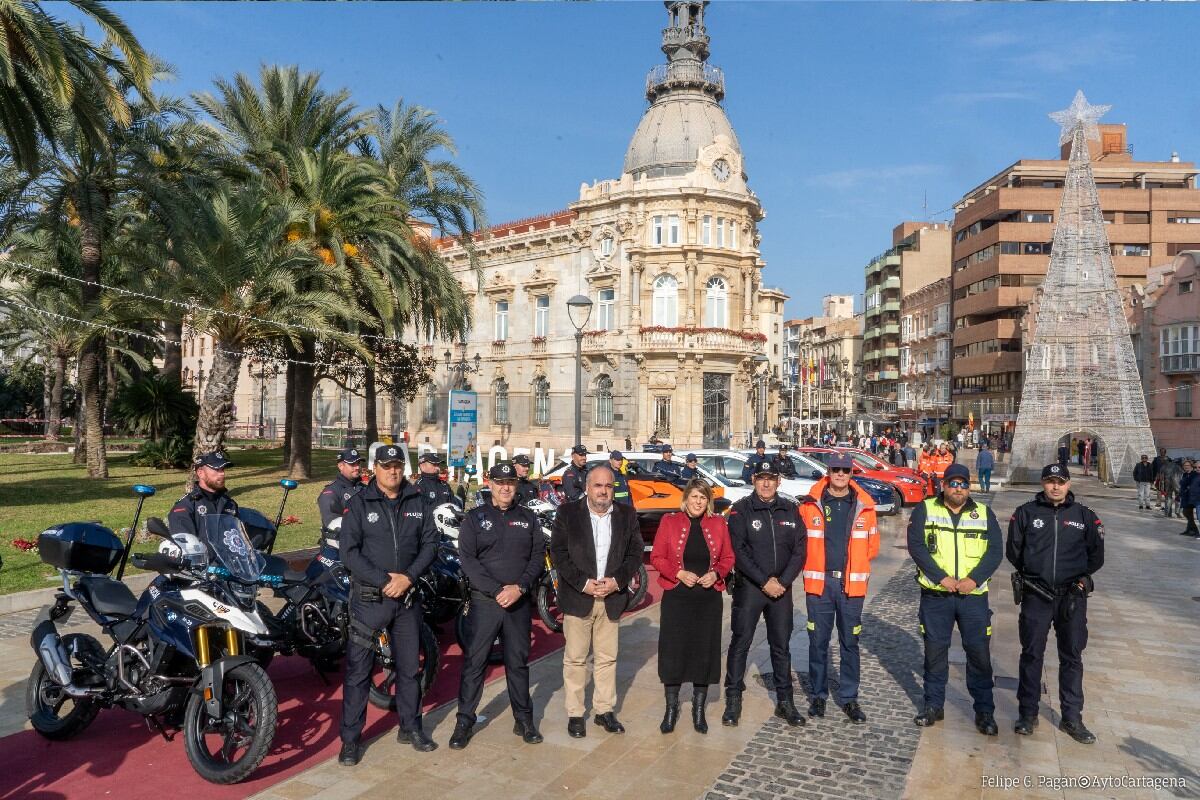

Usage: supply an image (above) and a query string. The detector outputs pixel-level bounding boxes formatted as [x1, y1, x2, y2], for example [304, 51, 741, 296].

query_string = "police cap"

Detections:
[376, 445, 405, 465]
[512, 453, 532, 467]
[755, 439, 766, 449]
[195, 451, 232, 470]
[826, 452, 854, 470]
[752, 460, 780, 477]
[661, 444, 674, 453]
[1041, 463, 1070, 481]
[337, 447, 362, 464]
[685, 453, 698, 463]
[488, 462, 518, 481]
[944, 464, 971, 483]
[609, 450, 624, 461]
[418, 452, 443, 465]
[571, 444, 589, 456]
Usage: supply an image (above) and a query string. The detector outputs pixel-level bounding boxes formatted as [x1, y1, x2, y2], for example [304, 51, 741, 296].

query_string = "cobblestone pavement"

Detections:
[0, 604, 85, 641]
[705, 568, 924, 800]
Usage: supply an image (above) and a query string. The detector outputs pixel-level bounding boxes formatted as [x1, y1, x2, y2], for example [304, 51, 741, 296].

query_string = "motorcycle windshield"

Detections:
[199, 514, 265, 583]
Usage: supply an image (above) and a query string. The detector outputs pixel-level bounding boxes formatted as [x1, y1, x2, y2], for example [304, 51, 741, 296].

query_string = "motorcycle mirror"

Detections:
[280, 479, 298, 490]
[133, 484, 157, 497]
[145, 517, 171, 538]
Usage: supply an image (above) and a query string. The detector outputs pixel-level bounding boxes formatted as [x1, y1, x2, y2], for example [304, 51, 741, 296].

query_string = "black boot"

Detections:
[721, 690, 742, 727]
[775, 694, 806, 727]
[692, 686, 709, 734]
[660, 685, 680, 734]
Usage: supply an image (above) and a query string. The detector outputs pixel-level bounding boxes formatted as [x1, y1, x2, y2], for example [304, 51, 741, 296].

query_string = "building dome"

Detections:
[623, 90, 742, 177]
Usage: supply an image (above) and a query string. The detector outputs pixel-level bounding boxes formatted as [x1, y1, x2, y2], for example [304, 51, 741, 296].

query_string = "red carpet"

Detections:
[0, 568, 663, 800]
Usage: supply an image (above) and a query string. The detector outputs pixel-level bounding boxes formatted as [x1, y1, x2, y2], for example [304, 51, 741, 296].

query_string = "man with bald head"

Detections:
[550, 464, 644, 738]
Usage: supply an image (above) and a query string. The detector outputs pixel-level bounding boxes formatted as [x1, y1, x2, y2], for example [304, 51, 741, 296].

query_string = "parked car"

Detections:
[799, 446, 926, 506]
[736, 449, 897, 515]
[687, 449, 818, 500]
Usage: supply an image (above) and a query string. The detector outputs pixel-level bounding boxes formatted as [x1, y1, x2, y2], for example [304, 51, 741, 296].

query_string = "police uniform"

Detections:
[608, 451, 634, 506]
[318, 448, 365, 536]
[169, 451, 239, 539]
[680, 454, 700, 481]
[741, 443, 770, 482]
[772, 451, 798, 479]
[413, 452, 454, 510]
[1006, 464, 1104, 741]
[513, 455, 540, 505]
[723, 462, 808, 726]
[561, 446, 590, 501]
[906, 463, 1002, 732]
[339, 446, 439, 750]
[650, 447, 683, 481]
[451, 463, 546, 746]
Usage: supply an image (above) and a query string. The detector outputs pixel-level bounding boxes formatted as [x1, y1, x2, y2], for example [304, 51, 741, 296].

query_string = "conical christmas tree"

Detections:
[1008, 91, 1155, 486]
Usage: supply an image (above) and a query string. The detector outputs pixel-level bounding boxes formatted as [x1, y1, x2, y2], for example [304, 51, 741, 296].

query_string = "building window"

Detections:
[704, 276, 728, 327]
[654, 396, 671, 437]
[1114, 243, 1150, 257]
[532, 376, 550, 426]
[595, 375, 614, 428]
[535, 295, 549, 337]
[1167, 216, 1200, 224]
[599, 235, 614, 257]
[493, 379, 509, 425]
[1022, 212, 1053, 223]
[729, 220, 738, 249]
[494, 300, 509, 341]
[596, 287, 616, 330]
[653, 274, 678, 326]
[1160, 324, 1200, 372]
[1180, 280, 1193, 294]
[716, 217, 725, 247]
[702, 215, 712, 245]
[652, 215, 664, 245]
[1124, 211, 1150, 224]
[1176, 383, 1193, 418]
[667, 215, 680, 245]
[423, 384, 437, 424]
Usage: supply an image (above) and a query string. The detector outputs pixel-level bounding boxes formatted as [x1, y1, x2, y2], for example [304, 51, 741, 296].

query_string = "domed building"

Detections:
[408, 1, 787, 457]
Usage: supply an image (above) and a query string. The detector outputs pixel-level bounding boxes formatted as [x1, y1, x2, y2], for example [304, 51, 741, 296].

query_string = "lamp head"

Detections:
[566, 294, 594, 331]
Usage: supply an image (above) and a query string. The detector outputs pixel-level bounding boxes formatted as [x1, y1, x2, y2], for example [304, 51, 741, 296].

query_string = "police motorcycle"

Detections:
[28, 485, 278, 785]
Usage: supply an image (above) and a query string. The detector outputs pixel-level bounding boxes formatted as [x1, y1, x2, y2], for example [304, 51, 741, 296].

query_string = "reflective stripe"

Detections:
[806, 621, 816, 631]
[851, 624, 862, 635]
[919, 623, 925, 635]
[848, 572, 870, 582]
[807, 529, 825, 538]
[851, 530, 869, 539]
[803, 570, 824, 580]
[985, 625, 992, 637]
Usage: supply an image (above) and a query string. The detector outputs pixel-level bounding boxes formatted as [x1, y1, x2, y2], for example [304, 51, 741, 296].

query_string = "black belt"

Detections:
[827, 570, 843, 579]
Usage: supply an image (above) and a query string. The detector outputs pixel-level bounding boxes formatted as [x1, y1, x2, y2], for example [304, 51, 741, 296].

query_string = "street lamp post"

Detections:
[566, 294, 594, 448]
[752, 353, 770, 439]
[444, 345, 482, 390]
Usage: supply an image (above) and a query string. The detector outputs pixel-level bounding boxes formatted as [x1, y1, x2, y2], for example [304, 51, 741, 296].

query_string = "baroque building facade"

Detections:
[408, 1, 786, 454]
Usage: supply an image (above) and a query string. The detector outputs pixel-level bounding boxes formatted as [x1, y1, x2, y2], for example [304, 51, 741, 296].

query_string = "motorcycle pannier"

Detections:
[37, 522, 124, 574]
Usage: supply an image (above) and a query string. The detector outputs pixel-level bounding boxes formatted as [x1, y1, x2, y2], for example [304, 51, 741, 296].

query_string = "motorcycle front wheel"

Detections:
[26, 633, 102, 740]
[625, 563, 650, 611]
[535, 575, 563, 633]
[183, 661, 277, 784]
[368, 621, 439, 710]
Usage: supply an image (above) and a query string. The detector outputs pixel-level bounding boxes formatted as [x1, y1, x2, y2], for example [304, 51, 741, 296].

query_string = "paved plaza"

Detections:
[0, 481, 1197, 799]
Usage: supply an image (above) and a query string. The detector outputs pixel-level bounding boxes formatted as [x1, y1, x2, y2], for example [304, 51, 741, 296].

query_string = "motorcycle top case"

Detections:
[37, 522, 124, 574]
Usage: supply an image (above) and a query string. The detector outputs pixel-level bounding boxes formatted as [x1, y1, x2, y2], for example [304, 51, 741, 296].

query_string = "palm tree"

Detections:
[0, 0, 152, 172]
[174, 181, 356, 459]
[0, 280, 79, 440]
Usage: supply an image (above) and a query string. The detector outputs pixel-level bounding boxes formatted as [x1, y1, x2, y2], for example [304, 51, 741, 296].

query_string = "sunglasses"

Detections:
[829, 467, 852, 474]
[946, 479, 969, 489]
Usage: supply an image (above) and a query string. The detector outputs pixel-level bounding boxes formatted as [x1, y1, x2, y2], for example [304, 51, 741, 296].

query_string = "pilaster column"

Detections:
[630, 258, 644, 327]
[685, 257, 698, 325]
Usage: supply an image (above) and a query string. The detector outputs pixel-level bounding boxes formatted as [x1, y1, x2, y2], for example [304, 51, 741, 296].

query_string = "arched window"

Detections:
[533, 376, 550, 426]
[704, 276, 728, 327]
[423, 384, 437, 424]
[595, 375, 614, 428]
[653, 274, 678, 326]
[494, 378, 509, 425]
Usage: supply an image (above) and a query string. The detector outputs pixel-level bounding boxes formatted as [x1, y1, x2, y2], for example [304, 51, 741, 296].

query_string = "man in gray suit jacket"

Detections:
[549, 464, 644, 738]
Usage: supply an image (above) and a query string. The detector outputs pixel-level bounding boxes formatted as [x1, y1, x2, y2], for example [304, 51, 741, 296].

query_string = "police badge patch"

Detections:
[367, 512, 379, 523]
[480, 519, 493, 531]
[1032, 518, 1044, 529]
[196, 506, 207, 516]
[751, 519, 762, 531]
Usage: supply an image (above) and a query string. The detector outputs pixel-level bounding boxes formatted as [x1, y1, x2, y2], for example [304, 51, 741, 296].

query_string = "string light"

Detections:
[1, 259, 406, 344]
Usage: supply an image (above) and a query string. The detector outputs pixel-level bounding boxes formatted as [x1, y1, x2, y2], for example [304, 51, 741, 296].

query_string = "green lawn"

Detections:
[0, 447, 440, 596]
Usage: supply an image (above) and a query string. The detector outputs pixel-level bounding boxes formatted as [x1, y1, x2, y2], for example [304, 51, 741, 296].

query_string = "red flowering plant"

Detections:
[279, 515, 301, 527]
[11, 538, 37, 551]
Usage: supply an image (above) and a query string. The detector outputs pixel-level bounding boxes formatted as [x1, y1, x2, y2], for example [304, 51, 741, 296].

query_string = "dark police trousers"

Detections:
[341, 593, 423, 743]
[456, 590, 533, 727]
[806, 578, 864, 705]
[1017, 590, 1088, 722]
[919, 590, 994, 713]
[725, 582, 794, 696]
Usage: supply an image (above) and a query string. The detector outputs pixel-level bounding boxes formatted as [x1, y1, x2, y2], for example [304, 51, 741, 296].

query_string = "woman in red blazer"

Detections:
[650, 478, 735, 735]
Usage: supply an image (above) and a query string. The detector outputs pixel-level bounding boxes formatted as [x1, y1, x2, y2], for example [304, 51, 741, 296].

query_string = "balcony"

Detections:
[637, 327, 763, 355]
[531, 338, 547, 354]
[882, 322, 900, 336]
[582, 331, 612, 352]
[882, 346, 900, 359]
[882, 275, 901, 291]
[491, 341, 506, 356]
[881, 299, 901, 313]
[877, 369, 899, 380]
[646, 62, 724, 99]
[661, 25, 710, 49]
[863, 348, 881, 362]
[1161, 354, 1200, 374]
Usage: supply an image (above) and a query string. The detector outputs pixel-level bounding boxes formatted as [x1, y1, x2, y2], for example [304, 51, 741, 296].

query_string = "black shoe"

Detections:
[513, 719, 543, 744]
[398, 728, 438, 752]
[567, 716, 586, 738]
[721, 691, 742, 727]
[692, 688, 709, 734]
[1060, 719, 1096, 744]
[338, 740, 361, 766]
[448, 722, 473, 750]
[774, 698, 806, 727]
[1014, 716, 1038, 736]
[913, 707, 944, 727]
[593, 712, 625, 734]
[975, 712, 998, 736]
[842, 701, 867, 724]
[808, 698, 826, 718]
[660, 702, 680, 734]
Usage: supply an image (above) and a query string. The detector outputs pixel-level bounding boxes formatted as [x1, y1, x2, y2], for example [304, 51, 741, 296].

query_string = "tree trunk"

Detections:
[77, 191, 108, 478]
[73, 385, 86, 464]
[162, 318, 183, 384]
[282, 360, 295, 464]
[42, 355, 52, 437]
[192, 344, 243, 462]
[287, 338, 316, 479]
[363, 365, 378, 445]
[45, 352, 66, 441]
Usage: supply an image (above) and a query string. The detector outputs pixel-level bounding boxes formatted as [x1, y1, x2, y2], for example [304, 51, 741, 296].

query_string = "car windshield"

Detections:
[199, 514, 265, 583]
[788, 452, 826, 474]
[850, 452, 884, 469]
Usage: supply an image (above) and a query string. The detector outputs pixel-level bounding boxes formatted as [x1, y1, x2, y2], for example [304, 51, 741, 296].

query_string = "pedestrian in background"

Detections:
[975, 443, 994, 494]
[1180, 460, 1198, 537]
[651, 480, 735, 734]
[1133, 454, 1154, 510]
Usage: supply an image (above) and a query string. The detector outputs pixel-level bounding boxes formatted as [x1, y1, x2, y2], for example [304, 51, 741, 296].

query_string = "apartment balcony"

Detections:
[882, 346, 900, 359]
[1160, 354, 1200, 374]
[636, 327, 764, 355]
[865, 305, 881, 320]
[881, 299, 901, 313]
[877, 369, 899, 380]
[954, 351, 1023, 378]
[863, 348, 881, 361]
[882, 275, 901, 292]
[881, 322, 900, 336]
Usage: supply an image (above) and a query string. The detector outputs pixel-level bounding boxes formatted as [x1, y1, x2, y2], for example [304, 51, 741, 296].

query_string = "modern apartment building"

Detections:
[862, 222, 951, 417]
[898, 277, 952, 430]
[950, 123, 1200, 426]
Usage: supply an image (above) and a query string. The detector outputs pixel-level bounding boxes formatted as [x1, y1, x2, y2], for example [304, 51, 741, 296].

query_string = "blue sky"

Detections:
[56, 1, 1200, 318]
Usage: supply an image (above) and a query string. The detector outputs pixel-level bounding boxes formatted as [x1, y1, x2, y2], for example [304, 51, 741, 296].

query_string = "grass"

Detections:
[0, 446, 441, 596]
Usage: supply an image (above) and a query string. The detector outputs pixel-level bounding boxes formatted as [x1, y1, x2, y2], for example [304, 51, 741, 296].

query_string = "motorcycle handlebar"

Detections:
[131, 552, 186, 573]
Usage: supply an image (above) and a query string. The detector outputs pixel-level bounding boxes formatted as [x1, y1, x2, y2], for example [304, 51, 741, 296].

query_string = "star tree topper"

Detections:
[1049, 90, 1111, 145]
